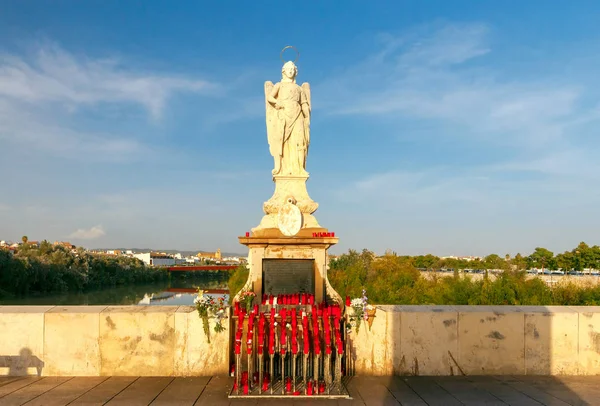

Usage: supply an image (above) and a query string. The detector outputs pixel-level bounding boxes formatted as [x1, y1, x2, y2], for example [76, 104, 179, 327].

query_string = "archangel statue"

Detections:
[265, 61, 311, 177]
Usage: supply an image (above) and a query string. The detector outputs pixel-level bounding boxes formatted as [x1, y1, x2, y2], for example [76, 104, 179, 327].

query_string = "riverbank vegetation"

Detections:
[329, 242, 600, 305]
[0, 242, 167, 298]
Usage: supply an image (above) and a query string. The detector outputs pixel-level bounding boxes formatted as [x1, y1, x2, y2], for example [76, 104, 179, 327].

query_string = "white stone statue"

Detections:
[264, 61, 311, 177]
[254, 52, 320, 232]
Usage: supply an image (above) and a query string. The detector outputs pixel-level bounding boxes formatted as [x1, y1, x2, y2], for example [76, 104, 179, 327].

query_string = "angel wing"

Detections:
[301, 82, 311, 149]
[264, 81, 282, 158]
[301, 82, 311, 114]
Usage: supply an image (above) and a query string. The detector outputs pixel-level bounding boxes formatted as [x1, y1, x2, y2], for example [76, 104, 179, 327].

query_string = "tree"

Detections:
[513, 253, 526, 270]
[572, 242, 594, 272]
[21, 236, 28, 244]
[556, 252, 573, 272]
[527, 247, 554, 271]
[484, 254, 505, 270]
[413, 254, 439, 270]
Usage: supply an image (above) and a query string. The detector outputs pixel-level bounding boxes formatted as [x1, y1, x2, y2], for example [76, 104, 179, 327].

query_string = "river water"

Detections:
[0, 274, 230, 306]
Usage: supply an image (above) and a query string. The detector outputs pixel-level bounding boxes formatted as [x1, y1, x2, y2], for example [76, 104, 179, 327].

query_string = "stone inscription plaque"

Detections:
[262, 259, 315, 295]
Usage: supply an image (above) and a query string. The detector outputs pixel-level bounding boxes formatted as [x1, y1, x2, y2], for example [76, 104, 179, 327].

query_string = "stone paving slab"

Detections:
[0, 375, 599, 405]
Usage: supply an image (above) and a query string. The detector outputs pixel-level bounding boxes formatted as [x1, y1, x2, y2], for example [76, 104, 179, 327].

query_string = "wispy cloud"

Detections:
[0, 42, 214, 119]
[69, 225, 106, 240]
[318, 23, 592, 150]
[0, 98, 148, 160]
[0, 42, 219, 161]
[325, 22, 600, 253]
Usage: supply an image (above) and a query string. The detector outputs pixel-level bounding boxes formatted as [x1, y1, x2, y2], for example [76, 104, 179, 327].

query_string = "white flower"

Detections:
[351, 298, 363, 307]
[366, 304, 375, 310]
[286, 323, 291, 329]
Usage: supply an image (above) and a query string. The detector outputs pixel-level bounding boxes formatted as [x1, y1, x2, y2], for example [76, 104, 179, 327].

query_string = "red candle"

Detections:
[262, 380, 269, 392]
[346, 296, 351, 307]
[319, 381, 325, 394]
[291, 308, 298, 354]
[245, 232, 250, 237]
[332, 232, 335, 237]
[280, 308, 287, 352]
[309, 295, 314, 306]
[323, 313, 331, 346]
[307, 380, 313, 395]
[269, 311, 275, 355]
[269, 295, 274, 305]
[286, 377, 292, 392]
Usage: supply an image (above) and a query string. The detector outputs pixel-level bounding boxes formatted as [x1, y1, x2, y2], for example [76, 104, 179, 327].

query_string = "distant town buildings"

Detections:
[1, 239, 246, 267]
[197, 248, 222, 261]
[440, 255, 482, 262]
[132, 252, 176, 267]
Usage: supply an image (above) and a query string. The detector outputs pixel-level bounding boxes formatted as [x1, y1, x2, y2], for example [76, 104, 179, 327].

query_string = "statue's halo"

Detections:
[280, 45, 300, 64]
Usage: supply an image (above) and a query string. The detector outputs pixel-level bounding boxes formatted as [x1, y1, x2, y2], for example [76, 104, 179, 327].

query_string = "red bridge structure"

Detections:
[166, 265, 238, 272]
[165, 287, 229, 294]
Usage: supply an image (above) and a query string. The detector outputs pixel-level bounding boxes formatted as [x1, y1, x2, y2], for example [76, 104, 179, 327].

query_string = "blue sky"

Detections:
[1, 1, 600, 256]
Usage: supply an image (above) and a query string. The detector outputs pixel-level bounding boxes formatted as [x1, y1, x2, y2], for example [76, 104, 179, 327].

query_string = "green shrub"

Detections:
[227, 264, 249, 304]
[331, 249, 600, 306]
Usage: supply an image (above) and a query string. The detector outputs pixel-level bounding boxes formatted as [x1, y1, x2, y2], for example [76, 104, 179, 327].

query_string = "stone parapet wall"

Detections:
[351, 305, 600, 376]
[0, 306, 229, 377]
[1, 305, 599, 376]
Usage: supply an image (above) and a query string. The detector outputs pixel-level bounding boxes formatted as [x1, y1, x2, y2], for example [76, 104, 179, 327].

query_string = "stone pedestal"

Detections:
[236, 229, 342, 306]
[253, 174, 320, 231]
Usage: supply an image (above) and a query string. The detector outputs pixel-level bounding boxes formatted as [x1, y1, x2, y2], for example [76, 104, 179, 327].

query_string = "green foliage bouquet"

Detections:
[194, 289, 227, 343]
[239, 290, 256, 313]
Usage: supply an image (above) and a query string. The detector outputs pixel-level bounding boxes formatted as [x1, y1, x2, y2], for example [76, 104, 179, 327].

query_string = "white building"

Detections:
[132, 252, 175, 267]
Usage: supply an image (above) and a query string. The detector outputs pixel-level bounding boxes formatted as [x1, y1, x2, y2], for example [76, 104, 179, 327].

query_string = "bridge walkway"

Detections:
[1, 375, 599, 405]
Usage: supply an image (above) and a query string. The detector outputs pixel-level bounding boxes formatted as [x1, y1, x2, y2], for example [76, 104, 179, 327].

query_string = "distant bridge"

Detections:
[166, 265, 238, 272]
[165, 287, 229, 294]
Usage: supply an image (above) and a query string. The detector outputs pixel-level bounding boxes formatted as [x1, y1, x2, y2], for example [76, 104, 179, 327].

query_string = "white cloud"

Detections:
[324, 22, 600, 224]
[0, 42, 214, 119]
[318, 22, 594, 151]
[0, 42, 219, 161]
[69, 225, 106, 240]
[0, 99, 147, 161]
